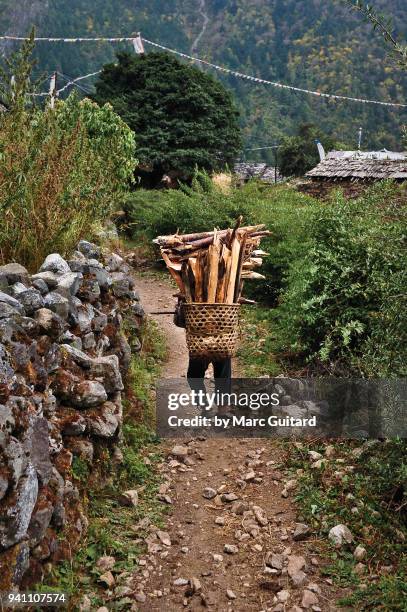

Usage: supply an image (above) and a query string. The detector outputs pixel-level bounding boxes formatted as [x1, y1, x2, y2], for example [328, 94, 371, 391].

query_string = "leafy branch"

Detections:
[341, 0, 407, 69]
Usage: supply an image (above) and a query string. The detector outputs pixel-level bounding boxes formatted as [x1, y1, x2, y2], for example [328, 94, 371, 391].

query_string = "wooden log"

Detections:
[207, 230, 220, 303]
[181, 261, 193, 302]
[161, 252, 184, 292]
[216, 244, 230, 302]
[226, 235, 241, 304]
[238, 297, 257, 305]
[241, 271, 266, 280]
[233, 232, 247, 303]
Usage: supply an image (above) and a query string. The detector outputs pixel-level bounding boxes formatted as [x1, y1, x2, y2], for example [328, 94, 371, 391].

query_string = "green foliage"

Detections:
[94, 52, 241, 183]
[0, 44, 136, 270]
[273, 181, 406, 375]
[124, 170, 257, 237]
[286, 439, 407, 609]
[278, 123, 341, 177]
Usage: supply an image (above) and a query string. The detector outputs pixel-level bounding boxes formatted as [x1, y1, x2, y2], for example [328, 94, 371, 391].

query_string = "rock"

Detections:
[215, 516, 225, 526]
[220, 492, 239, 503]
[355, 562, 366, 575]
[203, 487, 217, 499]
[170, 445, 188, 459]
[0, 463, 38, 548]
[32, 271, 59, 289]
[189, 577, 202, 593]
[78, 595, 92, 612]
[28, 417, 53, 485]
[0, 263, 29, 284]
[174, 578, 188, 586]
[224, 544, 238, 554]
[293, 523, 311, 541]
[353, 545, 367, 561]
[301, 589, 319, 609]
[92, 314, 108, 332]
[266, 553, 284, 570]
[35, 308, 66, 338]
[0, 291, 24, 314]
[287, 556, 306, 578]
[32, 278, 49, 295]
[324, 445, 335, 458]
[99, 571, 115, 588]
[96, 608, 109, 612]
[119, 490, 139, 507]
[226, 589, 237, 600]
[105, 253, 124, 272]
[0, 473, 8, 501]
[308, 451, 322, 461]
[71, 380, 108, 408]
[39, 253, 70, 275]
[44, 292, 70, 319]
[244, 469, 256, 481]
[86, 402, 120, 437]
[78, 240, 101, 260]
[89, 355, 124, 393]
[277, 590, 290, 603]
[0, 542, 30, 589]
[291, 570, 307, 587]
[111, 272, 131, 298]
[328, 524, 353, 547]
[134, 592, 146, 603]
[55, 272, 83, 298]
[231, 500, 248, 515]
[4, 437, 27, 483]
[96, 556, 116, 571]
[19, 289, 44, 315]
[0, 302, 21, 319]
[27, 499, 53, 545]
[157, 530, 171, 547]
[253, 505, 268, 526]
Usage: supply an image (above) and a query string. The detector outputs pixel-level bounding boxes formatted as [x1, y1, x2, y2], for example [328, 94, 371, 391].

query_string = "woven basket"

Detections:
[184, 303, 240, 359]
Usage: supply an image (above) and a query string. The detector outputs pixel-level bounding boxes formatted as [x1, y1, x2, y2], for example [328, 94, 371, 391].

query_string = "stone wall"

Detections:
[0, 241, 144, 590]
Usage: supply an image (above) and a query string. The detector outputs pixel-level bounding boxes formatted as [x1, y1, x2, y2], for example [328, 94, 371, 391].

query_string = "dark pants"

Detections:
[187, 357, 232, 407]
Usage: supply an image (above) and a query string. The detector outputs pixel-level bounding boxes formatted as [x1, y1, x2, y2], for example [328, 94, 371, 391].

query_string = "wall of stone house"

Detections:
[0, 241, 144, 590]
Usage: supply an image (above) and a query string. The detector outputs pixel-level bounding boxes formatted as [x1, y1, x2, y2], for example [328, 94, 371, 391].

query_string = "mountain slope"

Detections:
[0, 0, 406, 157]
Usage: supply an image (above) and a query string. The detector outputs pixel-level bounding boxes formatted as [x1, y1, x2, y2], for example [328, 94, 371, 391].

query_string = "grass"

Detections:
[36, 314, 169, 610]
[283, 439, 407, 610]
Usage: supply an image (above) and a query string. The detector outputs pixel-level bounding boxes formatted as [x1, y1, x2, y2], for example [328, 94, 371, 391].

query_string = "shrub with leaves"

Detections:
[0, 37, 136, 270]
[273, 182, 407, 376]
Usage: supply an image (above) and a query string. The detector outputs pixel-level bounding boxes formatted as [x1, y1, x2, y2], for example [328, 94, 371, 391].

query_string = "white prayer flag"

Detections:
[133, 36, 145, 54]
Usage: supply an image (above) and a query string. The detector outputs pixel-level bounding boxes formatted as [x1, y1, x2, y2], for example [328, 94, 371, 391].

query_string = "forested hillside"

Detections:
[0, 0, 406, 157]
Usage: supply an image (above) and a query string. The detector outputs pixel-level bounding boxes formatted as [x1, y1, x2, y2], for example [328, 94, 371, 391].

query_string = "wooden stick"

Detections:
[181, 261, 193, 302]
[226, 234, 241, 304]
[233, 232, 247, 303]
[207, 229, 220, 303]
[161, 252, 184, 292]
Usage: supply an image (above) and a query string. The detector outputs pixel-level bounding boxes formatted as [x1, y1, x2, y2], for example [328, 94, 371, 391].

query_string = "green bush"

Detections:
[124, 171, 258, 238]
[0, 40, 136, 270]
[273, 181, 407, 376]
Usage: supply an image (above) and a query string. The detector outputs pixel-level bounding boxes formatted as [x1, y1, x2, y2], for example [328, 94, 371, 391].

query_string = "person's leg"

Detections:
[187, 357, 209, 408]
[213, 358, 232, 403]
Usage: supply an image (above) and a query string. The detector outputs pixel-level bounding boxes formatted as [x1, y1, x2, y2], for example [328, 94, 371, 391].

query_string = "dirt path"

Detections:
[130, 273, 344, 611]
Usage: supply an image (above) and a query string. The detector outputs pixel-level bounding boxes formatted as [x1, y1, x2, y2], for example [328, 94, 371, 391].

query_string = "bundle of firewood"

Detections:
[154, 218, 270, 303]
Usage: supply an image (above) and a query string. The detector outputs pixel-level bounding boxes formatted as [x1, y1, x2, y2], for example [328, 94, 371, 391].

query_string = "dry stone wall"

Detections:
[0, 241, 144, 590]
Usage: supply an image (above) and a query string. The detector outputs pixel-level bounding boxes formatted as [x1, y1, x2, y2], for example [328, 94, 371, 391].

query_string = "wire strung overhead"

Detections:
[2, 33, 405, 108]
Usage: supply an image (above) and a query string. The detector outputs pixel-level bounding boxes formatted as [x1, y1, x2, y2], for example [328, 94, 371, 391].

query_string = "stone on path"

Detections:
[328, 524, 353, 547]
[293, 523, 311, 541]
[203, 487, 217, 499]
[301, 589, 319, 608]
[157, 530, 171, 547]
[226, 589, 237, 599]
[224, 544, 238, 554]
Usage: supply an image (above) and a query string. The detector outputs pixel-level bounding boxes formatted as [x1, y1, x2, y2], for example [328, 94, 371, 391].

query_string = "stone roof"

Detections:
[234, 163, 283, 183]
[306, 150, 407, 181]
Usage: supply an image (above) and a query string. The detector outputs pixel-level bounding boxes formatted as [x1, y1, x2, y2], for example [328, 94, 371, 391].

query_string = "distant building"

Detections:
[306, 149, 407, 182]
[234, 162, 283, 185]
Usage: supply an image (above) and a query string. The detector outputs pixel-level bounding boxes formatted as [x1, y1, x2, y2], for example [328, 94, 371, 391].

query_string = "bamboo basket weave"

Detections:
[184, 303, 240, 359]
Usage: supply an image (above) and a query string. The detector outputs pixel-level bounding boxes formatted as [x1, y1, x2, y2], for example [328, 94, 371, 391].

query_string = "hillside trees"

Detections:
[94, 52, 242, 185]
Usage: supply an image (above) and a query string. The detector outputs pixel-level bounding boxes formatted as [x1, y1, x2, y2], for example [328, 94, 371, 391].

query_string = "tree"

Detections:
[94, 52, 242, 185]
[278, 124, 340, 177]
[0, 40, 136, 269]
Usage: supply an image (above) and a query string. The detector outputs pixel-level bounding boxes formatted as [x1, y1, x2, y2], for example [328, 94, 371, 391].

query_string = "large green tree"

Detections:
[278, 124, 341, 177]
[94, 52, 242, 185]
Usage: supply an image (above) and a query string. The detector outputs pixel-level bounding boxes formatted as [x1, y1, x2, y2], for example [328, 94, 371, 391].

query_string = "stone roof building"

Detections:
[234, 162, 283, 184]
[306, 150, 407, 182]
